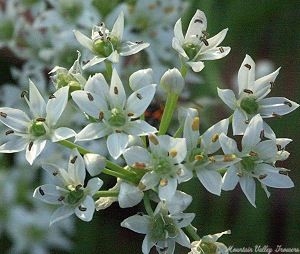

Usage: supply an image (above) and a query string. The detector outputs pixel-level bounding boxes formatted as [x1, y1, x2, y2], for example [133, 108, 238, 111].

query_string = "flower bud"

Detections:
[160, 68, 184, 94]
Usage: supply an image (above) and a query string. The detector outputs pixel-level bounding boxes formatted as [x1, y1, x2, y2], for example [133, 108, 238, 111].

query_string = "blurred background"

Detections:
[0, 0, 299, 253]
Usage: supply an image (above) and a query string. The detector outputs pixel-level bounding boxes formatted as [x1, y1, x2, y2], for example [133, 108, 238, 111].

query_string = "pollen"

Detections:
[149, 134, 159, 145]
[192, 117, 200, 131]
[133, 162, 146, 169]
[194, 154, 204, 161]
[211, 133, 219, 143]
[169, 149, 177, 158]
[159, 178, 168, 186]
[223, 154, 236, 162]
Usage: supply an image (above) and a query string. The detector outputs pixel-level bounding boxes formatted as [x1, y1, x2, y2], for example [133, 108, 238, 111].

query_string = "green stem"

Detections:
[180, 59, 188, 78]
[102, 168, 137, 183]
[184, 224, 201, 241]
[173, 124, 183, 138]
[143, 192, 154, 216]
[105, 61, 113, 81]
[94, 190, 119, 199]
[158, 93, 179, 135]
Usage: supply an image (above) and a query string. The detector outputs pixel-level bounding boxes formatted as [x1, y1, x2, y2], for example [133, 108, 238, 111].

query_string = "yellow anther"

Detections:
[192, 117, 200, 131]
[149, 134, 159, 145]
[169, 149, 177, 158]
[211, 134, 219, 143]
[194, 154, 204, 161]
[138, 182, 146, 190]
[223, 154, 236, 162]
[159, 178, 168, 186]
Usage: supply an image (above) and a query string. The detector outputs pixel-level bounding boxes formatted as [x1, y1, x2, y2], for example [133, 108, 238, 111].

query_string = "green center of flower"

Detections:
[93, 36, 119, 57]
[0, 19, 14, 41]
[189, 147, 208, 166]
[30, 121, 47, 137]
[183, 43, 200, 60]
[241, 155, 257, 172]
[108, 108, 127, 127]
[59, 0, 83, 22]
[149, 213, 178, 242]
[240, 96, 259, 115]
[197, 241, 217, 254]
[66, 185, 84, 205]
[153, 156, 174, 176]
[56, 72, 81, 91]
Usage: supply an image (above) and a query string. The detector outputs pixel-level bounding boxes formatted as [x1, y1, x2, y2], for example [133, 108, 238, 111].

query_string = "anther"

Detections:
[219, 47, 225, 53]
[36, 117, 46, 122]
[75, 184, 83, 191]
[58, 196, 65, 201]
[5, 130, 14, 135]
[53, 171, 59, 176]
[260, 130, 265, 140]
[169, 149, 177, 158]
[49, 94, 56, 99]
[211, 134, 219, 143]
[245, 119, 250, 124]
[194, 18, 203, 24]
[200, 37, 209, 46]
[0, 112, 7, 118]
[194, 154, 204, 161]
[127, 112, 134, 117]
[21, 90, 28, 98]
[28, 141, 33, 151]
[244, 64, 251, 70]
[192, 117, 200, 131]
[258, 174, 267, 180]
[78, 205, 87, 212]
[135, 41, 144, 44]
[270, 81, 275, 88]
[87, 92, 94, 101]
[114, 86, 118, 95]
[279, 170, 288, 175]
[133, 162, 146, 169]
[149, 134, 159, 145]
[243, 89, 253, 94]
[249, 151, 257, 157]
[223, 154, 236, 162]
[99, 111, 104, 120]
[159, 178, 168, 186]
[38, 187, 45, 196]
[284, 101, 292, 107]
[136, 93, 143, 100]
[70, 156, 78, 164]
[208, 156, 216, 163]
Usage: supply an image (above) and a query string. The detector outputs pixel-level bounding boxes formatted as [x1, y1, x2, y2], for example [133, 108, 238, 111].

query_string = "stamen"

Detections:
[194, 154, 204, 161]
[78, 205, 87, 212]
[114, 86, 118, 95]
[127, 112, 134, 117]
[219, 47, 225, 53]
[200, 37, 209, 46]
[49, 94, 56, 99]
[58, 196, 65, 201]
[279, 170, 288, 175]
[223, 154, 236, 162]
[192, 117, 200, 131]
[194, 18, 203, 24]
[159, 178, 168, 186]
[276, 144, 282, 151]
[87, 92, 94, 101]
[208, 156, 216, 163]
[245, 119, 250, 124]
[70, 156, 78, 164]
[21, 90, 28, 98]
[270, 81, 275, 88]
[38, 187, 45, 196]
[211, 134, 219, 143]
[0, 112, 7, 118]
[258, 174, 267, 180]
[99, 111, 104, 120]
[52, 171, 59, 176]
[36, 117, 46, 122]
[284, 101, 292, 107]
[75, 184, 83, 191]
[136, 93, 143, 100]
[28, 141, 33, 151]
[149, 134, 159, 145]
[169, 149, 177, 158]
[243, 89, 253, 94]
[135, 41, 144, 44]
[260, 130, 265, 140]
[5, 130, 14, 135]
[244, 64, 251, 70]
[249, 151, 258, 157]
[133, 162, 146, 169]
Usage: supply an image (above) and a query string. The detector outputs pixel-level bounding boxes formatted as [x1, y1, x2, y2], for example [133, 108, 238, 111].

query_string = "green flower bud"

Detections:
[160, 68, 185, 94]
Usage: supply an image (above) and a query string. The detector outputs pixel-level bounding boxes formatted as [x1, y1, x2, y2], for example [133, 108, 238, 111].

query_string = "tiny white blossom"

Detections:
[219, 114, 294, 207]
[188, 230, 231, 254]
[172, 9, 230, 72]
[0, 80, 75, 165]
[73, 12, 149, 69]
[218, 54, 299, 135]
[71, 68, 157, 159]
[121, 201, 195, 254]
[33, 149, 103, 225]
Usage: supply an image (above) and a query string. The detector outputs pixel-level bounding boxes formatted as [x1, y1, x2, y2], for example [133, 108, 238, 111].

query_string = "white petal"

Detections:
[46, 86, 69, 125]
[33, 184, 64, 205]
[68, 149, 85, 185]
[219, 133, 238, 154]
[199, 46, 231, 61]
[203, 28, 228, 51]
[123, 146, 151, 166]
[126, 84, 156, 117]
[120, 41, 149, 56]
[186, 61, 205, 72]
[42, 163, 70, 184]
[254, 140, 277, 161]
[242, 114, 263, 150]
[217, 88, 236, 110]
[232, 109, 248, 135]
[73, 30, 94, 52]
[84, 153, 106, 176]
[173, 19, 184, 44]
[140, 171, 159, 190]
[82, 56, 106, 69]
[26, 139, 47, 165]
[28, 80, 46, 117]
[166, 191, 192, 214]
[185, 10, 207, 42]
[142, 235, 154, 254]
[238, 55, 256, 95]
[158, 177, 177, 200]
[124, 120, 157, 136]
[118, 182, 144, 208]
[85, 73, 109, 98]
[157, 136, 186, 163]
[196, 169, 222, 195]
[175, 229, 191, 248]
[172, 37, 189, 59]
[86, 177, 103, 195]
[240, 175, 256, 207]
[76, 122, 111, 141]
[0, 107, 30, 132]
[222, 166, 239, 190]
[259, 97, 299, 118]
[52, 127, 76, 142]
[50, 206, 74, 226]
[75, 196, 95, 222]
[109, 69, 126, 109]
[121, 214, 150, 234]
[107, 133, 129, 159]
[129, 69, 153, 90]
[0, 136, 27, 153]
[111, 11, 124, 40]
[183, 113, 199, 152]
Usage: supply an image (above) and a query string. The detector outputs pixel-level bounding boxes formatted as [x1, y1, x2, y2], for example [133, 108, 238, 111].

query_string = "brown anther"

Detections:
[99, 111, 104, 120]
[219, 47, 225, 53]
[270, 81, 275, 88]
[244, 64, 251, 70]
[136, 93, 143, 100]
[70, 156, 78, 164]
[5, 130, 14, 135]
[52, 171, 59, 176]
[258, 174, 267, 180]
[78, 205, 87, 212]
[133, 162, 146, 169]
[243, 89, 253, 94]
[21, 90, 28, 98]
[279, 170, 288, 175]
[159, 178, 168, 186]
[127, 112, 134, 117]
[149, 134, 159, 145]
[0, 112, 7, 118]
[192, 117, 200, 131]
[284, 101, 292, 107]
[194, 18, 203, 24]
[211, 134, 219, 143]
[49, 94, 56, 99]
[135, 41, 144, 44]
[169, 149, 177, 158]
[28, 141, 33, 151]
[201, 37, 209, 46]
[249, 151, 258, 157]
[209, 156, 216, 163]
[75, 184, 83, 191]
[87, 92, 94, 101]
[114, 86, 118, 95]
[260, 130, 265, 140]
[223, 154, 236, 162]
[58, 196, 65, 201]
[36, 117, 46, 122]
[276, 144, 282, 151]
[38, 187, 45, 196]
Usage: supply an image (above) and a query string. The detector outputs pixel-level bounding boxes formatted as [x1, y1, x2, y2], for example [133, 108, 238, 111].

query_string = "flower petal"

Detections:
[73, 30, 94, 52]
[76, 122, 111, 141]
[219, 133, 238, 154]
[242, 114, 263, 150]
[199, 46, 231, 61]
[68, 149, 85, 185]
[0, 136, 27, 153]
[84, 153, 106, 176]
[50, 206, 74, 226]
[166, 191, 192, 214]
[123, 146, 151, 166]
[33, 184, 64, 205]
[28, 80, 46, 117]
[118, 182, 144, 208]
[52, 127, 76, 142]
[203, 28, 228, 51]
[217, 88, 236, 110]
[75, 195, 95, 222]
[110, 12, 124, 40]
[129, 68, 154, 90]
[120, 41, 150, 56]
[186, 61, 205, 72]
[185, 10, 207, 43]
[82, 56, 106, 69]
[121, 214, 150, 234]
[196, 169, 222, 196]
[173, 19, 184, 44]
[172, 37, 189, 59]
[222, 166, 239, 191]
[232, 108, 248, 135]
[158, 177, 177, 200]
[107, 132, 129, 159]
[0, 107, 30, 132]
[238, 55, 256, 95]
[109, 69, 126, 109]
[124, 120, 157, 136]
[86, 177, 103, 195]
[240, 175, 256, 207]
[85, 73, 109, 98]
[26, 139, 47, 165]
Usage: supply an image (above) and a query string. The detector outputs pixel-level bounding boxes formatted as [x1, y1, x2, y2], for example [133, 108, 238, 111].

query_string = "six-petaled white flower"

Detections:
[121, 201, 195, 254]
[33, 149, 103, 225]
[218, 54, 299, 135]
[123, 134, 188, 200]
[172, 9, 230, 72]
[71, 68, 157, 159]
[0, 80, 75, 165]
[74, 12, 150, 69]
[219, 114, 294, 207]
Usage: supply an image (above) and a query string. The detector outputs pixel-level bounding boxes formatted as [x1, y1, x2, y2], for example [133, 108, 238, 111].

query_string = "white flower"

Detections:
[160, 68, 185, 94]
[123, 134, 188, 200]
[33, 149, 103, 225]
[71, 68, 157, 159]
[121, 201, 195, 254]
[219, 114, 294, 207]
[0, 80, 75, 165]
[218, 54, 299, 135]
[188, 230, 231, 254]
[172, 9, 230, 72]
[183, 108, 238, 195]
[73, 12, 149, 69]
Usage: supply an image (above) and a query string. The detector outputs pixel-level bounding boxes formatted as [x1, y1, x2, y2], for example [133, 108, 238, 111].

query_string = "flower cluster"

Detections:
[0, 4, 299, 254]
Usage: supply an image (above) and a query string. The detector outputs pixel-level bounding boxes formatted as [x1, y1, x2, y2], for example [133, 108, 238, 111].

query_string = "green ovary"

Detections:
[241, 156, 256, 172]
[153, 156, 173, 176]
[240, 96, 259, 115]
[108, 108, 126, 127]
[56, 73, 81, 91]
[149, 214, 178, 242]
[30, 121, 46, 137]
[93, 39, 115, 57]
[183, 43, 200, 60]
[66, 188, 84, 205]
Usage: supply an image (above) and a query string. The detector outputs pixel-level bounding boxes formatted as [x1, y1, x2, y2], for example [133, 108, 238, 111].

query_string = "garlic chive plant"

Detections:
[0, 7, 298, 254]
